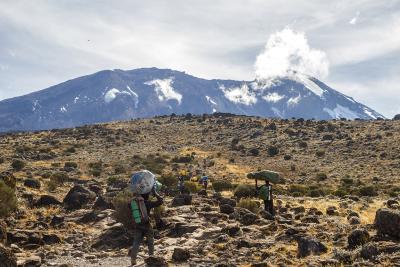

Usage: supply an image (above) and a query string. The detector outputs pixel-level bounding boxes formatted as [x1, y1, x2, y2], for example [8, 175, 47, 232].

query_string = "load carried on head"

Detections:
[247, 170, 281, 184]
[130, 170, 157, 195]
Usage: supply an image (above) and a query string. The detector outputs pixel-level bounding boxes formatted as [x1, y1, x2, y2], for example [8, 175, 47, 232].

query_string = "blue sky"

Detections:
[0, 0, 399, 117]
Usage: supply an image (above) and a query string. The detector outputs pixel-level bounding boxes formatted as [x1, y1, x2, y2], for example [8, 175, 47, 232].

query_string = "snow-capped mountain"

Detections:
[0, 68, 384, 132]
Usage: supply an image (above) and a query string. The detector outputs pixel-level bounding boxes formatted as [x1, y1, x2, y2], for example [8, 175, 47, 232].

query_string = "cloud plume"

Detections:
[254, 28, 329, 82]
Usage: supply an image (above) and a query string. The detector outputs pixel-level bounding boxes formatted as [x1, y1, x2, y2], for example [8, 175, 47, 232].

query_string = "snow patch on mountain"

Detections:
[263, 92, 285, 103]
[104, 87, 138, 105]
[287, 95, 301, 106]
[363, 108, 376, 119]
[220, 84, 257, 105]
[323, 104, 359, 119]
[295, 74, 325, 97]
[205, 95, 217, 105]
[145, 78, 182, 104]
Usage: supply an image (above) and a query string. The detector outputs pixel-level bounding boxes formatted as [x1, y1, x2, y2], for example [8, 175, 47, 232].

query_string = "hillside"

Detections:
[0, 114, 399, 266]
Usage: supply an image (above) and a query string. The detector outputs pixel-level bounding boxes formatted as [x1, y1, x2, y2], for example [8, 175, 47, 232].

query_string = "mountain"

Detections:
[0, 68, 384, 132]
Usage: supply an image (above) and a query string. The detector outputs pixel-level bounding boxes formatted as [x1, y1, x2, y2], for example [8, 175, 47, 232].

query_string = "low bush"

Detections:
[64, 162, 78, 169]
[158, 173, 178, 187]
[88, 161, 102, 177]
[184, 181, 200, 193]
[234, 184, 256, 199]
[237, 198, 259, 213]
[172, 155, 193, 163]
[113, 190, 135, 229]
[212, 180, 232, 192]
[11, 159, 25, 171]
[358, 185, 377, 197]
[0, 180, 17, 218]
[108, 176, 123, 186]
[267, 146, 279, 157]
[315, 150, 325, 157]
[50, 172, 69, 185]
[316, 173, 328, 181]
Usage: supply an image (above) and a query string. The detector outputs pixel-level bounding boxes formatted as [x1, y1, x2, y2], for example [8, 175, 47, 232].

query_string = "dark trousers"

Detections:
[131, 227, 154, 261]
[263, 199, 274, 215]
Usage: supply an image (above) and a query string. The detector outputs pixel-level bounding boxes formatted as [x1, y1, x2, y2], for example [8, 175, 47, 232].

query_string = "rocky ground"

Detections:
[0, 113, 400, 266]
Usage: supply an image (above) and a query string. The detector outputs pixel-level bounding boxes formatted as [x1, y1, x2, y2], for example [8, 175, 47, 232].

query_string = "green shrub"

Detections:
[114, 164, 127, 175]
[112, 190, 135, 230]
[234, 184, 256, 199]
[316, 173, 328, 181]
[334, 188, 349, 197]
[157, 173, 178, 187]
[88, 161, 102, 177]
[50, 172, 69, 185]
[315, 150, 325, 157]
[172, 155, 193, 163]
[51, 162, 61, 167]
[389, 186, 400, 197]
[0, 172, 16, 189]
[64, 146, 76, 153]
[341, 177, 354, 185]
[64, 162, 78, 169]
[184, 181, 200, 193]
[289, 184, 308, 196]
[237, 198, 259, 213]
[358, 185, 377, 197]
[140, 155, 167, 174]
[212, 180, 232, 192]
[0, 180, 17, 218]
[107, 176, 123, 186]
[267, 146, 279, 157]
[11, 159, 25, 171]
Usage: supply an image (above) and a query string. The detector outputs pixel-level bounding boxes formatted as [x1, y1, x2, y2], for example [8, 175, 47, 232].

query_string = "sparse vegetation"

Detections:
[234, 184, 256, 199]
[0, 180, 17, 218]
[11, 159, 25, 171]
[212, 180, 232, 192]
[237, 198, 259, 213]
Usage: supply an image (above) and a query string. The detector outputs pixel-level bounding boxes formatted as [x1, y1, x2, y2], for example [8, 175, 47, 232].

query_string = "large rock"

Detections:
[222, 224, 242, 237]
[167, 223, 198, 238]
[296, 236, 327, 258]
[172, 247, 190, 262]
[34, 195, 62, 207]
[348, 229, 370, 249]
[219, 198, 236, 207]
[240, 212, 259, 226]
[93, 195, 114, 210]
[63, 185, 96, 210]
[171, 194, 192, 207]
[91, 223, 131, 249]
[145, 256, 168, 267]
[361, 241, 400, 260]
[0, 244, 17, 267]
[220, 204, 234, 214]
[375, 208, 400, 238]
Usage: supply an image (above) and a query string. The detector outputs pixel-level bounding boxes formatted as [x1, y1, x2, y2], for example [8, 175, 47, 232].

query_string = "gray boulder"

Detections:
[63, 185, 96, 210]
[375, 208, 400, 238]
[348, 228, 370, 249]
[296, 236, 327, 258]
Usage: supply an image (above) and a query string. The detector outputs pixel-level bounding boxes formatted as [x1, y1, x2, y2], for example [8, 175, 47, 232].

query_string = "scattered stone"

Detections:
[50, 215, 64, 226]
[171, 194, 192, 207]
[197, 189, 207, 197]
[301, 216, 319, 224]
[34, 195, 62, 207]
[348, 216, 361, 225]
[223, 224, 242, 237]
[375, 208, 400, 238]
[0, 244, 17, 267]
[91, 223, 131, 249]
[326, 206, 338, 216]
[93, 195, 113, 210]
[167, 223, 198, 238]
[240, 212, 259, 226]
[297, 236, 327, 258]
[63, 185, 96, 210]
[348, 229, 370, 249]
[292, 206, 305, 214]
[43, 234, 61, 245]
[259, 210, 274, 220]
[220, 204, 234, 214]
[145, 256, 168, 267]
[219, 198, 236, 207]
[23, 178, 41, 189]
[172, 247, 190, 262]
[387, 199, 399, 209]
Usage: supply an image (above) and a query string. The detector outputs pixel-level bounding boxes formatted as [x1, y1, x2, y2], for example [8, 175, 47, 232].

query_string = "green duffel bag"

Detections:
[247, 170, 280, 183]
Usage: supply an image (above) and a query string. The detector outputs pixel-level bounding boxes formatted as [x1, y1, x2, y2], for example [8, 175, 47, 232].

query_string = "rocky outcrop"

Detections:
[63, 185, 96, 210]
[375, 208, 400, 238]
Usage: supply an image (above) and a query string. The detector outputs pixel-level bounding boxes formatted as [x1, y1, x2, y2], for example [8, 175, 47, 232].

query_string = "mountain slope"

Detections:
[0, 68, 384, 132]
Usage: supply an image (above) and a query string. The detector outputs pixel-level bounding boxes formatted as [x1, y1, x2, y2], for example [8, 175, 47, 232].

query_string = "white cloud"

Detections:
[349, 12, 360, 25]
[254, 27, 329, 82]
[220, 84, 257, 105]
